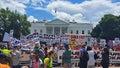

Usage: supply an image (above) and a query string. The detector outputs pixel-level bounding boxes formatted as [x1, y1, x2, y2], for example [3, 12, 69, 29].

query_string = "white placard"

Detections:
[10, 30, 14, 37]
[114, 38, 120, 45]
[91, 38, 97, 43]
[100, 39, 106, 46]
[3, 32, 10, 42]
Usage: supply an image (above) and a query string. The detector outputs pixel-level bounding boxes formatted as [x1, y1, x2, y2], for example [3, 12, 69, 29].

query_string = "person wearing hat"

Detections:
[62, 43, 71, 68]
[0, 54, 10, 68]
[33, 42, 45, 61]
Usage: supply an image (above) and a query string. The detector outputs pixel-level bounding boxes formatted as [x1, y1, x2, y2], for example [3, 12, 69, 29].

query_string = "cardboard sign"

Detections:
[3, 32, 10, 42]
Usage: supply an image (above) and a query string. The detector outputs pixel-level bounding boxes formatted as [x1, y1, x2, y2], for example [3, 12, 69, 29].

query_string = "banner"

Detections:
[65, 34, 86, 39]
[57, 50, 120, 67]
[11, 38, 21, 46]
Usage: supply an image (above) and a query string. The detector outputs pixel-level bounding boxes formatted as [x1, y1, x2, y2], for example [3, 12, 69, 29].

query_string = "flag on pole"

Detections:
[55, 8, 57, 13]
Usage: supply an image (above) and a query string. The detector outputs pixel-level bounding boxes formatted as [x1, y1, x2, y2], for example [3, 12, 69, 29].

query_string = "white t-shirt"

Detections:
[87, 50, 95, 65]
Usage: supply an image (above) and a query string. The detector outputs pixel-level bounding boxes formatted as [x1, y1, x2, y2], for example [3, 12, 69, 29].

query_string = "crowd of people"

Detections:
[0, 40, 120, 68]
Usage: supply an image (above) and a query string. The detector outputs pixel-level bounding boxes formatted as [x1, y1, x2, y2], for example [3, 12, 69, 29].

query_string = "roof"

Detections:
[45, 19, 69, 25]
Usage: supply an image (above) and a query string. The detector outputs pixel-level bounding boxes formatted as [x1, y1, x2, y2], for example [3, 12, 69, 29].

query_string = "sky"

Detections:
[0, 0, 120, 26]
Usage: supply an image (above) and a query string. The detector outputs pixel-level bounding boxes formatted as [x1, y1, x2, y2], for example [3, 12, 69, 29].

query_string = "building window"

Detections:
[34, 29, 37, 33]
[46, 27, 52, 34]
[82, 30, 84, 34]
[71, 30, 73, 34]
[40, 29, 42, 34]
[76, 30, 79, 34]
[88, 30, 90, 34]
[54, 27, 60, 35]
[62, 27, 67, 34]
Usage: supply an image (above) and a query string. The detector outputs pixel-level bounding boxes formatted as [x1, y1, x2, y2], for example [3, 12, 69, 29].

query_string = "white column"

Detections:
[60, 27, 62, 35]
[53, 26, 54, 34]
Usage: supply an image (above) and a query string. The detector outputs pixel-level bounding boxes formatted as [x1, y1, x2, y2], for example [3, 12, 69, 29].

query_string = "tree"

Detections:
[91, 14, 120, 40]
[0, 8, 31, 41]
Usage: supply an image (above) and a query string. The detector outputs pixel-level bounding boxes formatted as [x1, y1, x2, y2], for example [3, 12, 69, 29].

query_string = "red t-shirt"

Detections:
[115, 46, 120, 51]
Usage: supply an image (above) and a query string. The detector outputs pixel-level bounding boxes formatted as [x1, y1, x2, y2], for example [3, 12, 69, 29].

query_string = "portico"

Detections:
[46, 26, 68, 35]
[45, 19, 69, 35]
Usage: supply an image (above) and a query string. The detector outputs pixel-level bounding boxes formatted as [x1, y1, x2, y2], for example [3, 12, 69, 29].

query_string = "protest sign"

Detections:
[10, 30, 14, 37]
[114, 38, 120, 45]
[3, 32, 10, 42]
[99, 39, 106, 46]
[57, 50, 120, 67]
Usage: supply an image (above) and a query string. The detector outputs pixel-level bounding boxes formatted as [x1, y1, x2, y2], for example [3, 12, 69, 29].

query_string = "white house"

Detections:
[30, 19, 93, 35]
[30, 19, 93, 42]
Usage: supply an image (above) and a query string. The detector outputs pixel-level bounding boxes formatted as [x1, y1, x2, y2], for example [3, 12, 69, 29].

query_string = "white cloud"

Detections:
[1, 0, 120, 26]
[31, 0, 47, 6]
[27, 16, 38, 22]
[14, 0, 30, 4]
[44, 0, 120, 26]
[0, 0, 26, 14]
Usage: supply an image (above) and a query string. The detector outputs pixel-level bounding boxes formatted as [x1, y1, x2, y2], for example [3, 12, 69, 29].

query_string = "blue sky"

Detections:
[0, 0, 120, 26]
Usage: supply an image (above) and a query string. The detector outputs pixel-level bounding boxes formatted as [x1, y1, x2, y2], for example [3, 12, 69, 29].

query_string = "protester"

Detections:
[33, 42, 45, 61]
[92, 43, 99, 52]
[44, 47, 48, 57]
[29, 53, 42, 68]
[101, 47, 109, 68]
[1, 46, 11, 56]
[50, 43, 58, 53]
[87, 46, 95, 68]
[78, 45, 89, 68]
[50, 43, 58, 63]
[62, 44, 71, 68]
[44, 50, 54, 68]
[115, 44, 120, 51]
[0, 45, 13, 67]
[11, 46, 21, 68]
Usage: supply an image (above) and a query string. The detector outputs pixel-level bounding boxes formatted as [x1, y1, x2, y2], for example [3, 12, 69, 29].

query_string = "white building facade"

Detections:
[30, 19, 93, 35]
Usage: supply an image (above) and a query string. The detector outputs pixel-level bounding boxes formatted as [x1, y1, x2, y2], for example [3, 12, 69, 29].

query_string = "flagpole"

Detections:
[55, 8, 57, 18]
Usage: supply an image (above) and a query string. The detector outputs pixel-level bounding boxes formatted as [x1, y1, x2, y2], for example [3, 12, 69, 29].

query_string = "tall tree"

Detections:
[0, 8, 31, 41]
[91, 14, 120, 40]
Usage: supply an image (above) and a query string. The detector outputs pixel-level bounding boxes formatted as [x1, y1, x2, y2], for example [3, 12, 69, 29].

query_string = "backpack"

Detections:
[62, 50, 71, 61]
[34, 48, 45, 60]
